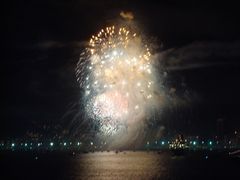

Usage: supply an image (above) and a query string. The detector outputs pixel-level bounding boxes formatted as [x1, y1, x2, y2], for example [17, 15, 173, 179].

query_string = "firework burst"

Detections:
[76, 26, 163, 137]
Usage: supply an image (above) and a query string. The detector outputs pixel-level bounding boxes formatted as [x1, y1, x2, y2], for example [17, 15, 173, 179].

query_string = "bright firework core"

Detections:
[76, 26, 163, 138]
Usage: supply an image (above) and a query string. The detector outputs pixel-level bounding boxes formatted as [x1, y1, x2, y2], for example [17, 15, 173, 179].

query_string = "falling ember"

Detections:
[76, 25, 163, 137]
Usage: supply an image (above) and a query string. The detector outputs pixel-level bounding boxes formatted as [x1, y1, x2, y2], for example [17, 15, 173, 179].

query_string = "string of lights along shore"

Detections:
[76, 25, 163, 136]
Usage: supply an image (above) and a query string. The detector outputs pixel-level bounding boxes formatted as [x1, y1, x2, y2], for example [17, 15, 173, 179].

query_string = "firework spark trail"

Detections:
[76, 25, 164, 146]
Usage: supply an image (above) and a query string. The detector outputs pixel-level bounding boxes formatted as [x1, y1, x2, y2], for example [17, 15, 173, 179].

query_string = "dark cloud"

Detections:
[159, 41, 240, 71]
[35, 41, 87, 50]
[36, 41, 65, 49]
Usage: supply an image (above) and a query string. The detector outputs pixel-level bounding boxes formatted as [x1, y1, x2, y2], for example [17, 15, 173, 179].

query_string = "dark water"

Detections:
[0, 151, 239, 180]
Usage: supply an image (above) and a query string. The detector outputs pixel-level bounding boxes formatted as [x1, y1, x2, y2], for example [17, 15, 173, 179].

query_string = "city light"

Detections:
[0, 135, 239, 151]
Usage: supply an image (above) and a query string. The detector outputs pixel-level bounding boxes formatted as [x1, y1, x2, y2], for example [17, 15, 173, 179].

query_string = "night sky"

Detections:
[2, 0, 240, 138]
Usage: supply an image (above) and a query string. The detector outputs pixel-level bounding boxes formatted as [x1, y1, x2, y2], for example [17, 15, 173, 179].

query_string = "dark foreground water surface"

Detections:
[0, 151, 239, 180]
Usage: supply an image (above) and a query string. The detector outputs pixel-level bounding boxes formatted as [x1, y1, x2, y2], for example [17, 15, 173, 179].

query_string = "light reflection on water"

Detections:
[73, 151, 169, 179]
